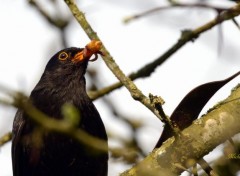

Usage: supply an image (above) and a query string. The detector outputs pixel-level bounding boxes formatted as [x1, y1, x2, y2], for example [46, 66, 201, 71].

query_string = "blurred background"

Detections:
[0, 0, 240, 175]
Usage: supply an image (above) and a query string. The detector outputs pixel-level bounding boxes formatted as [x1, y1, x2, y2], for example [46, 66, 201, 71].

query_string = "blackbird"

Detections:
[12, 41, 108, 176]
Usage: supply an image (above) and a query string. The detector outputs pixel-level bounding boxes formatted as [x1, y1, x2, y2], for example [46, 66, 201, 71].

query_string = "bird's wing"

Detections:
[12, 110, 25, 176]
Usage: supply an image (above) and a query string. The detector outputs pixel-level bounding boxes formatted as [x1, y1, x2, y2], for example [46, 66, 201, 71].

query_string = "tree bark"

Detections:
[121, 84, 240, 176]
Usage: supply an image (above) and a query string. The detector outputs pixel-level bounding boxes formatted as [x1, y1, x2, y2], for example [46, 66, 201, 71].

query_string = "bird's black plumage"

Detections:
[12, 47, 108, 176]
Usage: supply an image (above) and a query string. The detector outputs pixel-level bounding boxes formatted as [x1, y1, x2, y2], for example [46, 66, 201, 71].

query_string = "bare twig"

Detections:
[89, 3, 240, 100]
[198, 158, 216, 176]
[0, 132, 12, 147]
[29, 0, 70, 47]
[124, 3, 228, 23]
[29, 0, 69, 29]
[232, 18, 240, 30]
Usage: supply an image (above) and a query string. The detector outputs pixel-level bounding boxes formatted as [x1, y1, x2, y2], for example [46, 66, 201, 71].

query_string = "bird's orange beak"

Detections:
[72, 40, 103, 63]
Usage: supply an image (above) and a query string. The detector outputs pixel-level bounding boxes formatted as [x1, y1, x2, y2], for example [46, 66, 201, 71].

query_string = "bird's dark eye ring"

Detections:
[58, 52, 68, 61]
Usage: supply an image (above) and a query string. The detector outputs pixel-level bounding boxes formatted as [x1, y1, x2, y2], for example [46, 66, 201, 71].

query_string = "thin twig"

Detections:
[232, 18, 240, 30]
[197, 158, 217, 176]
[0, 132, 12, 147]
[29, 0, 69, 29]
[89, 3, 240, 100]
[124, 3, 228, 23]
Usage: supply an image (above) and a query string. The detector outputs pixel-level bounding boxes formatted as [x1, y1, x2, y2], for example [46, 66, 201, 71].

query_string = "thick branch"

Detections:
[121, 84, 240, 176]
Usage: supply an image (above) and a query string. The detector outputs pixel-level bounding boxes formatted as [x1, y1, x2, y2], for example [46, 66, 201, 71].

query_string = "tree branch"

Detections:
[89, 3, 240, 100]
[0, 132, 12, 147]
[124, 3, 229, 23]
[121, 84, 240, 176]
[29, 0, 70, 47]
[29, 0, 69, 29]
[64, 0, 168, 123]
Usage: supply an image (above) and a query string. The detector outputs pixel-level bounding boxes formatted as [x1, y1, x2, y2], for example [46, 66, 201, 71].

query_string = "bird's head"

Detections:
[32, 40, 104, 95]
[31, 40, 103, 107]
[44, 40, 103, 79]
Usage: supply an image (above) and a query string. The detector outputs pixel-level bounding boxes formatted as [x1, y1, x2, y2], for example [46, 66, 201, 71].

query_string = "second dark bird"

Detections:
[12, 40, 108, 176]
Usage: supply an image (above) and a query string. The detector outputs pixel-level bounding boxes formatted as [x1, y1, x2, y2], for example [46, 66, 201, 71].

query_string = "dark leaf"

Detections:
[155, 71, 240, 148]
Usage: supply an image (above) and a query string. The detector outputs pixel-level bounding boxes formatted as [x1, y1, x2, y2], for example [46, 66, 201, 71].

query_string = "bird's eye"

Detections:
[58, 52, 68, 61]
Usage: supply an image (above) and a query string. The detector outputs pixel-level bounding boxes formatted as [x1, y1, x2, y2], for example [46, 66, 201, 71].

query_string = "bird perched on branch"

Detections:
[12, 40, 108, 176]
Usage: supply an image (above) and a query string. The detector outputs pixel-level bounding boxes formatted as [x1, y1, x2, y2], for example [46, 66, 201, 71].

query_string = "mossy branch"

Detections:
[121, 84, 240, 176]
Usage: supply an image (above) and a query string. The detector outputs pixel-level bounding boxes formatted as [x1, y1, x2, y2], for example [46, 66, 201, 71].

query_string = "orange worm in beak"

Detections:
[72, 40, 104, 63]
